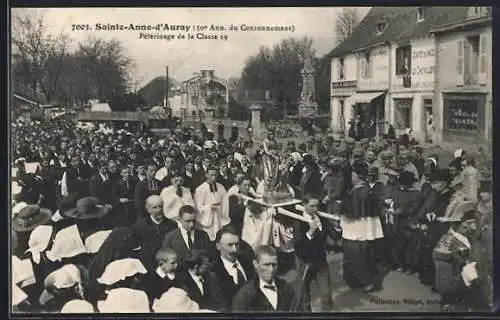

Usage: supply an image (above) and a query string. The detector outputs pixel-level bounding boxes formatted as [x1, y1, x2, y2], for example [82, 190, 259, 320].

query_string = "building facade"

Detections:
[330, 53, 357, 135]
[169, 70, 228, 120]
[330, 41, 392, 138]
[329, 6, 489, 146]
[431, 7, 492, 147]
[389, 36, 436, 141]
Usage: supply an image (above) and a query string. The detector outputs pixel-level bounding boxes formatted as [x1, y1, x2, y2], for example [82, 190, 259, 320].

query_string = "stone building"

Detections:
[431, 7, 492, 148]
[169, 70, 228, 120]
[328, 6, 491, 146]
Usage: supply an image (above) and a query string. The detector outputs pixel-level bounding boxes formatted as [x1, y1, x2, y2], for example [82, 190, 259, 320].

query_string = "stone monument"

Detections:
[298, 55, 319, 117]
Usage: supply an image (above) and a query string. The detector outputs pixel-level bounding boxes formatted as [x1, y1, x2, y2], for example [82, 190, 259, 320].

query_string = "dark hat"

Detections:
[12, 205, 52, 232]
[397, 170, 417, 186]
[62, 197, 111, 220]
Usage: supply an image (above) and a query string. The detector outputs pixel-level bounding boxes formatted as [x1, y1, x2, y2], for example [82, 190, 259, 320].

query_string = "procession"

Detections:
[10, 6, 492, 315]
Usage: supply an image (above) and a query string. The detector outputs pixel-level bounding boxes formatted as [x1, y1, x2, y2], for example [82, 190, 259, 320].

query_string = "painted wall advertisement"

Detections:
[393, 45, 435, 91]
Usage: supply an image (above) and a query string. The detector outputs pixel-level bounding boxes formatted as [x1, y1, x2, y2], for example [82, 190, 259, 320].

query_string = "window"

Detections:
[376, 22, 387, 34]
[464, 35, 480, 85]
[394, 99, 412, 129]
[360, 52, 372, 79]
[417, 7, 425, 22]
[445, 99, 479, 131]
[338, 57, 345, 80]
[395, 46, 412, 75]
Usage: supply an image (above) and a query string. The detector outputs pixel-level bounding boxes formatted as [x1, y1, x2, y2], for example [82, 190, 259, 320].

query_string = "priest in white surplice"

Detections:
[194, 167, 228, 240]
[160, 168, 195, 222]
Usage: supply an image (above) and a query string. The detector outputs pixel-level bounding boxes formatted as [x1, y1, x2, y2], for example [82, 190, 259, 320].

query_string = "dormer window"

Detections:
[418, 7, 425, 22]
[376, 22, 387, 34]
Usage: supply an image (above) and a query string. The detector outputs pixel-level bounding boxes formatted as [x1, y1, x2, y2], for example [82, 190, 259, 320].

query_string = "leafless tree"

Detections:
[11, 9, 69, 104]
[335, 8, 361, 44]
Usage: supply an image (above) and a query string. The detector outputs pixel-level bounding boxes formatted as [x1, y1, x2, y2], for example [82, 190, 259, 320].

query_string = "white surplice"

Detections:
[160, 185, 195, 220]
[194, 182, 227, 240]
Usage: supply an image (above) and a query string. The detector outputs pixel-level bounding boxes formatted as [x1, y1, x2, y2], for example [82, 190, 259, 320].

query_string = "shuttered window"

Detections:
[479, 34, 488, 85]
[457, 39, 464, 86]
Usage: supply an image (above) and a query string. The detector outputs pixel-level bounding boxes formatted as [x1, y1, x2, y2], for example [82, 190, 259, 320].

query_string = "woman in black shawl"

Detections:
[86, 227, 153, 303]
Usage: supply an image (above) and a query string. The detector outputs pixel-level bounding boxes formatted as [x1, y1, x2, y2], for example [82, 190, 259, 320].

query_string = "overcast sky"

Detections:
[12, 7, 369, 88]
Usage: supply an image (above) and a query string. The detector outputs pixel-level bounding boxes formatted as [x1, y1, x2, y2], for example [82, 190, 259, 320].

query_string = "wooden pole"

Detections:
[294, 204, 341, 221]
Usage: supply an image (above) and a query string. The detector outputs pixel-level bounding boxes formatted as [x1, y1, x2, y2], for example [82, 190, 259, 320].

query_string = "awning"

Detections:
[350, 91, 385, 104]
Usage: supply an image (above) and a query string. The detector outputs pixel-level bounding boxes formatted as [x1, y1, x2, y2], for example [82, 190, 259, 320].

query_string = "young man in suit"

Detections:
[210, 225, 255, 310]
[176, 249, 226, 311]
[134, 161, 163, 221]
[111, 165, 136, 227]
[162, 205, 212, 266]
[294, 193, 335, 311]
[232, 245, 299, 312]
[89, 160, 113, 204]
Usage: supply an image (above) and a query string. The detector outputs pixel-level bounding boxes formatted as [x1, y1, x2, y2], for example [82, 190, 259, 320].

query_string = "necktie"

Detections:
[125, 179, 130, 191]
[187, 230, 194, 249]
[233, 263, 245, 286]
[176, 186, 183, 198]
[264, 285, 276, 291]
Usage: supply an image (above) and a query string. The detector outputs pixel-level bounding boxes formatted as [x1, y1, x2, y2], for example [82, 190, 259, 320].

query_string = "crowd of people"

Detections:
[11, 115, 492, 313]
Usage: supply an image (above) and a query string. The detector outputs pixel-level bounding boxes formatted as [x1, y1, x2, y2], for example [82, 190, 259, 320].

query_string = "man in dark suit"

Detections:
[210, 224, 255, 310]
[294, 193, 335, 311]
[232, 245, 299, 312]
[192, 156, 211, 189]
[298, 155, 322, 199]
[134, 161, 163, 221]
[60, 154, 92, 197]
[162, 205, 212, 266]
[176, 249, 227, 311]
[89, 160, 113, 204]
[111, 165, 137, 227]
[133, 195, 178, 271]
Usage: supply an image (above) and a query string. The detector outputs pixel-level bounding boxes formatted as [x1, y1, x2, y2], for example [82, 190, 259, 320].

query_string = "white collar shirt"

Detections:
[180, 227, 194, 249]
[156, 267, 175, 280]
[259, 279, 278, 310]
[221, 256, 247, 285]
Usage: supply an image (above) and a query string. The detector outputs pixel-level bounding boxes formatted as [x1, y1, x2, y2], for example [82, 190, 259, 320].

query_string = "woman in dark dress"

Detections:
[86, 227, 152, 303]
